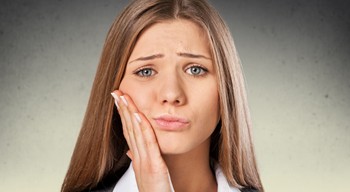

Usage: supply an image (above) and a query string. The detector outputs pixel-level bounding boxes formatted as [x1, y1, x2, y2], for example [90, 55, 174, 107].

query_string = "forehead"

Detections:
[129, 19, 211, 58]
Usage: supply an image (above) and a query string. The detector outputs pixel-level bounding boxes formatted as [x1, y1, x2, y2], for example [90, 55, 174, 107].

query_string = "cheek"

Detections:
[201, 91, 220, 126]
[187, 80, 220, 134]
[119, 80, 154, 113]
[198, 85, 220, 131]
[193, 81, 220, 115]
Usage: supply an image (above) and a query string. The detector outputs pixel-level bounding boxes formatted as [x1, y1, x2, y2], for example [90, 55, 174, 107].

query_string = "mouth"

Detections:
[153, 114, 190, 131]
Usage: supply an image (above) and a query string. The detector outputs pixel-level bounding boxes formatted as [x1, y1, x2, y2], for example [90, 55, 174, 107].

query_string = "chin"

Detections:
[156, 135, 192, 155]
[158, 140, 189, 155]
[158, 136, 209, 157]
[154, 130, 211, 156]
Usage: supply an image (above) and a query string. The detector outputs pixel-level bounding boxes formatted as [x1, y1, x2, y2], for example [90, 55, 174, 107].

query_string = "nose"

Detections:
[158, 73, 186, 106]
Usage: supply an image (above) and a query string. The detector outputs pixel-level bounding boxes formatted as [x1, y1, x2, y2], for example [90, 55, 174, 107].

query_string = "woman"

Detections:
[62, 0, 263, 191]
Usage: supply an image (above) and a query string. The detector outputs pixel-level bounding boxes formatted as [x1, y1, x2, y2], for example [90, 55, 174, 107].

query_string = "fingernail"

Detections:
[111, 92, 120, 109]
[110, 92, 119, 101]
[114, 100, 119, 109]
[133, 113, 141, 123]
[120, 96, 128, 106]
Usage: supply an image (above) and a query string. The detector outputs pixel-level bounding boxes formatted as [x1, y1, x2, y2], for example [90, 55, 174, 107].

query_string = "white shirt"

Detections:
[113, 163, 241, 192]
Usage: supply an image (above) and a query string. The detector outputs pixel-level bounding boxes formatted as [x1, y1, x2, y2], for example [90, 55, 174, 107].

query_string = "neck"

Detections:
[163, 139, 217, 192]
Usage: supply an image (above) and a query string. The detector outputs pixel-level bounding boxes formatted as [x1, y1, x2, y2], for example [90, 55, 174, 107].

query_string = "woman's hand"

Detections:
[111, 90, 174, 192]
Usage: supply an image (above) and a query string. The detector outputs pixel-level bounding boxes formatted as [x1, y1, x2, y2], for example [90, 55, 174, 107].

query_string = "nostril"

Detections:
[162, 99, 181, 105]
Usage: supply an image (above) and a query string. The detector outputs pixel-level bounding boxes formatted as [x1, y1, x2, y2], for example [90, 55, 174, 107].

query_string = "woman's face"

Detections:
[119, 19, 220, 155]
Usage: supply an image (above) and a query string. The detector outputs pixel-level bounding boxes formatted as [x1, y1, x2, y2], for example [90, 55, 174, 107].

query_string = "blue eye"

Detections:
[135, 68, 156, 77]
[185, 65, 207, 76]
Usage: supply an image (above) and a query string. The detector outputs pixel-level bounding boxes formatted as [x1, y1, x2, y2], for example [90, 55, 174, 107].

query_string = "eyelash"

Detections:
[133, 67, 157, 78]
[133, 64, 209, 78]
[185, 64, 208, 77]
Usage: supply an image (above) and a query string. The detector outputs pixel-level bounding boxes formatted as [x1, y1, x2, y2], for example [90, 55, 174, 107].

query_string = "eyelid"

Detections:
[132, 65, 157, 78]
[184, 63, 209, 76]
[185, 63, 209, 72]
[132, 64, 153, 73]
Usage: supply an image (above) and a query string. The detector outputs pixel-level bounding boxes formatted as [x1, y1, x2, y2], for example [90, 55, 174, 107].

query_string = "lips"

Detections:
[153, 114, 190, 131]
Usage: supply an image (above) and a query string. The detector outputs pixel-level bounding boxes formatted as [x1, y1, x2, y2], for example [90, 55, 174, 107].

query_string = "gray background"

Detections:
[1, 0, 349, 191]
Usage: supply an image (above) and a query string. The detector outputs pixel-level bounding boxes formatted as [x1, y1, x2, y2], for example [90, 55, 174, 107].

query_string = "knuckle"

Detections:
[145, 139, 154, 148]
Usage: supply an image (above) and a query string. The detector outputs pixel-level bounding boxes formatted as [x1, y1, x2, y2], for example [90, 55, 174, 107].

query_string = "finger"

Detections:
[120, 94, 162, 161]
[119, 94, 148, 159]
[115, 93, 173, 191]
[119, 95, 140, 160]
[111, 91, 131, 147]
[112, 91, 139, 159]
[119, 94, 140, 160]
[137, 112, 163, 160]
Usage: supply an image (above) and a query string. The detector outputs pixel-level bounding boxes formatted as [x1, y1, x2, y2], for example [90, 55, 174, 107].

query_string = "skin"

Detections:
[111, 19, 220, 192]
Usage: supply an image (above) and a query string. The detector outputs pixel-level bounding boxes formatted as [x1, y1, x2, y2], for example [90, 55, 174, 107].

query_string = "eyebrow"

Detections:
[128, 52, 211, 64]
[177, 52, 211, 60]
[129, 54, 164, 64]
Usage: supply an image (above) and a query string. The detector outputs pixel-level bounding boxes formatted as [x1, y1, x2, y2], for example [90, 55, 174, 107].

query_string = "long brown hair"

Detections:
[62, 0, 263, 191]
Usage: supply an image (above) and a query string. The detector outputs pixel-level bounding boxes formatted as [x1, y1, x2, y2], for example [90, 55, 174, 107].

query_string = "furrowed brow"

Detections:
[177, 52, 211, 60]
[128, 54, 164, 64]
